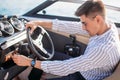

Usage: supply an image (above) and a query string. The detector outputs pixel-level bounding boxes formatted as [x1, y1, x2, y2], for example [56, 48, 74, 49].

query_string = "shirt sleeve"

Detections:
[41, 46, 110, 76]
[52, 19, 88, 35]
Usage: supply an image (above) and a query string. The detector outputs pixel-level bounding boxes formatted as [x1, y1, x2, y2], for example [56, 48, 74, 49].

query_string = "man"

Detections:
[12, 0, 120, 80]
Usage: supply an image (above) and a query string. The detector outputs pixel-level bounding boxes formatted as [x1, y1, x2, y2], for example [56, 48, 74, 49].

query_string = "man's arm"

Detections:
[12, 54, 42, 69]
[32, 21, 53, 29]
[25, 20, 53, 33]
[26, 20, 88, 35]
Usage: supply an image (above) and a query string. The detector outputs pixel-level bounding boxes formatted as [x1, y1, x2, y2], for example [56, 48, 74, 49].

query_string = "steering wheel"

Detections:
[27, 26, 54, 60]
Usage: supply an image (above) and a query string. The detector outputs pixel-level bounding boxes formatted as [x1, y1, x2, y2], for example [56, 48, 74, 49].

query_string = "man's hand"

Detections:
[12, 54, 32, 67]
[25, 21, 38, 34]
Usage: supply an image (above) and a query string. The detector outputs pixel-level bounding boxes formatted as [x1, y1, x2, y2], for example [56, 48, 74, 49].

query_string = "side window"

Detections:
[106, 9, 120, 23]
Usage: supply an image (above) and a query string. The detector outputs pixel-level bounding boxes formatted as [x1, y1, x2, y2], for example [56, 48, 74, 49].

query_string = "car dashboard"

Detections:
[0, 16, 29, 80]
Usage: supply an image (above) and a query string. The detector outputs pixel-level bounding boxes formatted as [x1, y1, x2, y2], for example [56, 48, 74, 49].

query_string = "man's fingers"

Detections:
[25, 22, 37, 34]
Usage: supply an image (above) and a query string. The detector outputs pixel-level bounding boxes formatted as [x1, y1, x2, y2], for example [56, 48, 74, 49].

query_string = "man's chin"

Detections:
[89, 34, 96, 37]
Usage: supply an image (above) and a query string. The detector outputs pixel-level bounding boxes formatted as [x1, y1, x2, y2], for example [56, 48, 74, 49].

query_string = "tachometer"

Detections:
[0, 19, 14, 35]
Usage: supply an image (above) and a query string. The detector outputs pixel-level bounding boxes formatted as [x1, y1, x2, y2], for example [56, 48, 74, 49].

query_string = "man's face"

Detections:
[80, 15, 100, 36]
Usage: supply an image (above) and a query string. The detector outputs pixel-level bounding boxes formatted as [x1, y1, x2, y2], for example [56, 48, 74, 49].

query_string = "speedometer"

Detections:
[10, 16, 25, 31]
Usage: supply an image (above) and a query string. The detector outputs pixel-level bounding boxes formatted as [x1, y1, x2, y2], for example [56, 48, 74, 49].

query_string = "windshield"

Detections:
[38, 1, 80, 18]
[0, 0, 120, 23]
[0, 0, 46, 16]
[37, 0, 120, 23]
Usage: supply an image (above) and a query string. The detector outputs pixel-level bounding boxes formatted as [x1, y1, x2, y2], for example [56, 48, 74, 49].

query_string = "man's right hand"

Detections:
[25, 21, 38, 34]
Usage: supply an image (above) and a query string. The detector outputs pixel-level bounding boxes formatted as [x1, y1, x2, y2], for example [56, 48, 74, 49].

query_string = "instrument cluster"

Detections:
[0, 16, 27, 37]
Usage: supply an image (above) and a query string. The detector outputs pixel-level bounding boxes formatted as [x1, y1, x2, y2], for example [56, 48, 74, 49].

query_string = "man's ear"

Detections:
[95, 15, 102, 24]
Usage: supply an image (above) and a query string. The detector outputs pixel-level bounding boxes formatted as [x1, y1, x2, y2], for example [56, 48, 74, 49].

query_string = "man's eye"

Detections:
[82, 22, 87, 26]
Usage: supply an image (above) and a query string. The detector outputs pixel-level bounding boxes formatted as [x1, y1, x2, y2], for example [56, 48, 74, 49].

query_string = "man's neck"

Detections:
[97, 22, 110, 35]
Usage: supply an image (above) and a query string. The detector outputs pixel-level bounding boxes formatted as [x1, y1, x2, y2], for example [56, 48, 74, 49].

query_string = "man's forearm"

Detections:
[33, 21, 53, 29]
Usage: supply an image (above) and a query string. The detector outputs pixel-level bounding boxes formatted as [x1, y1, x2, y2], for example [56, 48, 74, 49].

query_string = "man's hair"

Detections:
[75, 0, 105, 19]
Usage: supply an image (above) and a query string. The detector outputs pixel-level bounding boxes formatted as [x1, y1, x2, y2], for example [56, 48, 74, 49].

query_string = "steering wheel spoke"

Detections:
[32, 34, 43, 45]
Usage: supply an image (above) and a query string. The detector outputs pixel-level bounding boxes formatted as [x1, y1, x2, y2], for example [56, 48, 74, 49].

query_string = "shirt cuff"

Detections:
[41, 61, 49, 73]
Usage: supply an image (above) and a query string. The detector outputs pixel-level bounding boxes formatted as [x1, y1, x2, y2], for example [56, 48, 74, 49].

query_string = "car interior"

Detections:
[0, 0, 120, 80]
